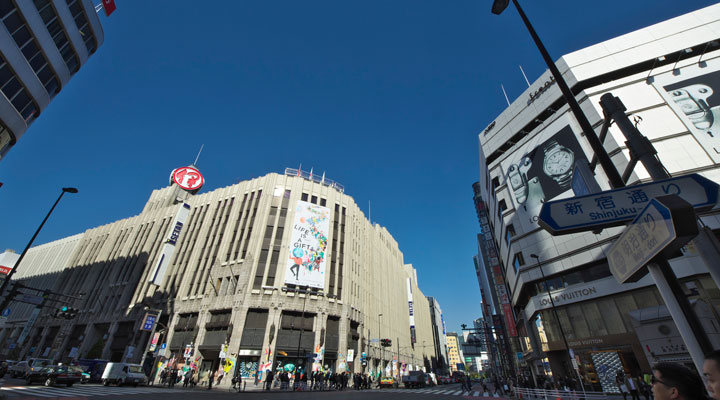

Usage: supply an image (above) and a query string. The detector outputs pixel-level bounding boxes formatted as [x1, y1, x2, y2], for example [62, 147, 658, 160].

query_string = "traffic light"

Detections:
[55, 306, 78, 319]
[380, 338, 392, 347]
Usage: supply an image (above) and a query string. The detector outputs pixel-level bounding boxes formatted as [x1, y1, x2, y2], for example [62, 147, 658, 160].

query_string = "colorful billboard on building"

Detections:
[285, 201, 330, 289]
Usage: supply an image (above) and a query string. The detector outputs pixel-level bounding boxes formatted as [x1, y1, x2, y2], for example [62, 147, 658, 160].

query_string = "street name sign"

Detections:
[607, 195, 699, 284]
[20, 294, 43, 305]
[538, 174, 719, 235]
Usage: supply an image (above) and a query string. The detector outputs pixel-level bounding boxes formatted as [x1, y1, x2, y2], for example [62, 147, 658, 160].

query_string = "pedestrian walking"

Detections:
[264, 369, 274, 391]
[705, 350, 720, 400]
[626, 373, 642, 400]
[207, 369, 215, 390]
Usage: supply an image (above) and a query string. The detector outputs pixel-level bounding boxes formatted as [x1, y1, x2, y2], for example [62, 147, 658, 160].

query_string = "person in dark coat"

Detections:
[264, 369, 274, 390]
[207, 369, 215, 390]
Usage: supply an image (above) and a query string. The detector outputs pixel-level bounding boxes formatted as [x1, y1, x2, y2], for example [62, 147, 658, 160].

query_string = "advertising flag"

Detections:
[285, 201, 330, 289]
[149, 202, 191, 286]
[102, 0, 116, 16]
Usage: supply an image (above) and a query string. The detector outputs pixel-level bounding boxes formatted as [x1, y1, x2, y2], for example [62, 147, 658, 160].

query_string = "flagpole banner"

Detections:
[285, 201, 330, 289]
[651, 56, 720, 163]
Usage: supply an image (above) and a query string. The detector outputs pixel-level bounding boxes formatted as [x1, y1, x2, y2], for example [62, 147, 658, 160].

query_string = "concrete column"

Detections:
[101, 321, 119, 360]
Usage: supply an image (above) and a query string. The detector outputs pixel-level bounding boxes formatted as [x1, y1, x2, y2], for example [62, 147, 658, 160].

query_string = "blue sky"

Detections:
[0, 0, 713, 336]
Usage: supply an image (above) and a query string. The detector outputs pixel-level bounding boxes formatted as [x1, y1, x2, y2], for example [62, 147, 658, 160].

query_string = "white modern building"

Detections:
[0, 0, 103, 160]
[478, 3, 720, 391]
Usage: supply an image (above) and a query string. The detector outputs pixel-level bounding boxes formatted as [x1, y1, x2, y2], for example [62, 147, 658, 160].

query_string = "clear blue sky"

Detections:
[0, 0, 713, 336]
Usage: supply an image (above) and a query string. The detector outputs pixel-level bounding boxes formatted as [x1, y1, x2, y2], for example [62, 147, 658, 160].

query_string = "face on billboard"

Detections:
[652, 57, 720, 163]
[503, 123, 590, 226]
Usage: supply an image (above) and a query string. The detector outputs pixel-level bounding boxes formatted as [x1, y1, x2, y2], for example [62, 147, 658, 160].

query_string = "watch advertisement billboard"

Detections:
[285, 201, 330, 289]
[651, 57, 720, 163]
[503, 120, 591, 228]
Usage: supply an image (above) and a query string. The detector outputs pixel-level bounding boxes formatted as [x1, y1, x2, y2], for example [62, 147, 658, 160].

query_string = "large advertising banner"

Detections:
[149, 202, 191, 286]
[501, 117, 592, 230]
[651, 57, 720, 163]
[285, 201, 330, 289]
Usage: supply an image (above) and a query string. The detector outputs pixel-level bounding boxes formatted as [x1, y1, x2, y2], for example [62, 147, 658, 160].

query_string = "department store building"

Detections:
[477, 4, 720, 391]
[0, 168, 437, 381]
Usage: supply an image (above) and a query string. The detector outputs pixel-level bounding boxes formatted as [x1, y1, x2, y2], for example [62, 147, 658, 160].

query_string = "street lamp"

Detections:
[0, 187, 78, 310]
[530, 254, 585, 393]
[491, 0, 624, 190]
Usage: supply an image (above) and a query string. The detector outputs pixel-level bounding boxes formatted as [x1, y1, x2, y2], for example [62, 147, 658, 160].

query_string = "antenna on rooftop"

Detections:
[500, 84, 511, 107]
[193, 144, 204, 166]
[519, 65, 531, 87]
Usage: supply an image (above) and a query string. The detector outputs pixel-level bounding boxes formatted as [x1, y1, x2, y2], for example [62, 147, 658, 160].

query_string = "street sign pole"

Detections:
[600, 93, 720, 292]
[600, 94, 719, 374]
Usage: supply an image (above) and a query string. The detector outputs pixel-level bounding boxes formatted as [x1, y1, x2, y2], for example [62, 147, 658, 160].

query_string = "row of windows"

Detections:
[33, 0, 79, 73]
[0, 54, 37, 122]
[65, 0, 96, 54]
[0, 1, 59, 97]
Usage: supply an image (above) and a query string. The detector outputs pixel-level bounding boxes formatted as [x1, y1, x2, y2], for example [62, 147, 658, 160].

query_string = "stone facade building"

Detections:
[0, 168, 437, 380]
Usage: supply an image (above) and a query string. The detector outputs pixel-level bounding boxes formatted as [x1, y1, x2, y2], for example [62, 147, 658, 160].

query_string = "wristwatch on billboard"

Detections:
[670, 84, 714, 130]
[542, 140, 574, 187]
[507, 164, 527, 204]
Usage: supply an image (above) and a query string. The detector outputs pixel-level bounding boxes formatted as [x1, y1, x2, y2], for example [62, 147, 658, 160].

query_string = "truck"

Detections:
[402, 371, 428, 388]
[101, 362, 147, 386]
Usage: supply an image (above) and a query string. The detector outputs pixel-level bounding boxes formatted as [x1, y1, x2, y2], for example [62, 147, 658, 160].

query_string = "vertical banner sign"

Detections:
[17, 307, 41, 344]
[285, 201, 330, 289]
[406, 278, 416, 344]
[149, 202, 191, 285]
[149, 332, 160, 352]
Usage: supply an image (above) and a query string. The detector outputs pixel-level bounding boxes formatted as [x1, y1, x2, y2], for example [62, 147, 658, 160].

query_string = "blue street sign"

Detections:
[142, 313, 157, 331]
[538, 174, 719, 235]
[2, 308, 10, 317]
[160, 343, 167, 349]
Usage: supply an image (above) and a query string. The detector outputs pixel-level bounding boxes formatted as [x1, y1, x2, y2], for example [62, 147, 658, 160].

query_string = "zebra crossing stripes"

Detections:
[0, 384, 194, 398]
[367, 388, 504, 397]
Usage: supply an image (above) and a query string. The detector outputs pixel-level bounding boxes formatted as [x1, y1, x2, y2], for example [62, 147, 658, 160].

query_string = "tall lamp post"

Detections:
[491, 0, 624, 190]
[0, 187, 78, 311]
[530, 254, 585, 393]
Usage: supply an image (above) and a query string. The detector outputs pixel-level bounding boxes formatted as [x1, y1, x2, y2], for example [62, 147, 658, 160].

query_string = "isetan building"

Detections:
[0, 0, 103, 161]
[0, 168, 438, 382]
[477, 3, 720, 391]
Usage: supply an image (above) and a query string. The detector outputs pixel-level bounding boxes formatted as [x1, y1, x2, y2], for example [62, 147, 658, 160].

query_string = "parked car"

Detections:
[379, 376, 396, 388]
[25, 365, 82, 387]
[9, 358, 52, 378]
[101, 363, 147, 386]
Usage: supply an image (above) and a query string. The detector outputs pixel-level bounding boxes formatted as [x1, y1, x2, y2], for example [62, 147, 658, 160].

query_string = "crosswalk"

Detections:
[0, 384, 193, 398]
[368, 388, 504, 397]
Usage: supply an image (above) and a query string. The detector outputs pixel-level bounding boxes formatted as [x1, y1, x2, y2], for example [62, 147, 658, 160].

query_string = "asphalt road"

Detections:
[0, 377, 501, 399]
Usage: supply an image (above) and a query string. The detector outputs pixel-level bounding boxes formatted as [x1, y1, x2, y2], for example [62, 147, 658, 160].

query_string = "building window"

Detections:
[512, 252, 525, 273]
[505, 224, 516, 245]
[497, 199, 507, 219]
[0, 56, 38, 122]
[301, 193, 308, 201]
[65, 0, 97, 54]
[491, 177, 500, 192]
[33, 0, 80, 73]
[311, 195, 317, 204]
[0, 3, 60, 97]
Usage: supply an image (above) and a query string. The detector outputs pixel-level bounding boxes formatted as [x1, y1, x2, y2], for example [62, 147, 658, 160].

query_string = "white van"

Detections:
[101, 363, 147, 386]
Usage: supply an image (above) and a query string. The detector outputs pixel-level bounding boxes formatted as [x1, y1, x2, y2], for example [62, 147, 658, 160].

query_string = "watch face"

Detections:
[544, 150, 573, 175]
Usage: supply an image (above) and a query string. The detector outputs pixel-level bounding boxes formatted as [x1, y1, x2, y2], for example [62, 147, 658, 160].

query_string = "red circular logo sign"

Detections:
[172, 166, 204, 191]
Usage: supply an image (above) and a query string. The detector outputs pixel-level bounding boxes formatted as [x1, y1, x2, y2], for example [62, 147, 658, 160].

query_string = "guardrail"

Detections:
[514, 387, 617, 400]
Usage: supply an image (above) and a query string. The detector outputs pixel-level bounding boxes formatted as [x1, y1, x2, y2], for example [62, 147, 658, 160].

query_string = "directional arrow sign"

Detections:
[607, 195, 698, 284]
[538, 173, 719, 235]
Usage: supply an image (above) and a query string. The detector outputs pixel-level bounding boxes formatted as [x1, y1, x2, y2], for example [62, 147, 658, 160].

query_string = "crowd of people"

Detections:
[262, 369, 376, 391]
